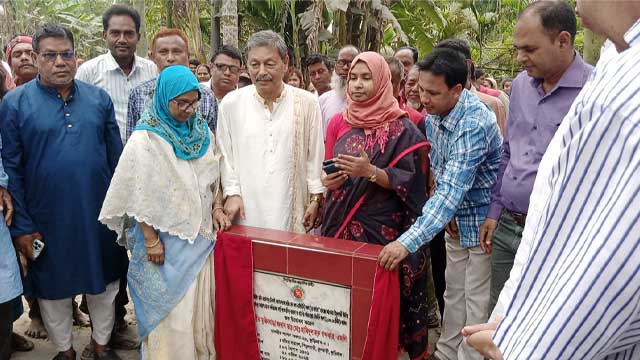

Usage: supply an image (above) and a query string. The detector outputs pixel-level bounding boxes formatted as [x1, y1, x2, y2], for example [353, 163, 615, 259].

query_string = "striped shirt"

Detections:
[76, 52, 157, 141]
[125, 78, 218, 142]
[397, 89, 502, 251]
[493, 19, 640, 359]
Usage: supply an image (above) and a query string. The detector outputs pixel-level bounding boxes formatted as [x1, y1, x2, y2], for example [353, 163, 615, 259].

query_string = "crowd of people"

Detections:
[0, 1, 639, 360]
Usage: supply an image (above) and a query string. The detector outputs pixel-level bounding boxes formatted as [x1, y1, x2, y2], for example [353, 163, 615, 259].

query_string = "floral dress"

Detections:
[322, 114, 432, 360]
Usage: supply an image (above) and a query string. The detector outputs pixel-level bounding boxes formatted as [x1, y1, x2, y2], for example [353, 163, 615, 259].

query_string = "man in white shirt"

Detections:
[217, 30, 324, 234]
[318, 45, 359, 136]
[76, 4, 156, 142]
[462, 1, 640, 359]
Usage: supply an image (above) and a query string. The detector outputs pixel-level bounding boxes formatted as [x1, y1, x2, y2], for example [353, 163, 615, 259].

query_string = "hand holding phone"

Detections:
[322, 159, 352, 189]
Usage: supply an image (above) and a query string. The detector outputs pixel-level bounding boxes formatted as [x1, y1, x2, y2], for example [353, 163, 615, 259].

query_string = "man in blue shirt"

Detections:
[379, 48, 502, 360]
[0, 24, 126, 360]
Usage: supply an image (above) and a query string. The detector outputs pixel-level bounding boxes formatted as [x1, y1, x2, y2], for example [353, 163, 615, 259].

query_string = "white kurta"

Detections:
[217, 84, 325, 233]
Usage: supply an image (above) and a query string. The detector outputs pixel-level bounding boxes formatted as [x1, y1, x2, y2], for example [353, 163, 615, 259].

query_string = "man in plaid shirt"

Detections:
[125, 28, 217, 143]
[379, 48, 502, 360]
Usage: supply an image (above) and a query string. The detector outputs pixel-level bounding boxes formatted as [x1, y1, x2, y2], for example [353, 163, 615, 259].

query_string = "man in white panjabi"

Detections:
[217, 30, 324, 233]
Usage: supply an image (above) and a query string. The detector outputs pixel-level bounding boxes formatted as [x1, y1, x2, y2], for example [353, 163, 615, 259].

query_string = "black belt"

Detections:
[507, 210, 527, 227]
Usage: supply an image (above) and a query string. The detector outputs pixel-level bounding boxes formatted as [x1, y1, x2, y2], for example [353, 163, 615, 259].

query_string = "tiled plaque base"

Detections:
[225, 225, 383, 360]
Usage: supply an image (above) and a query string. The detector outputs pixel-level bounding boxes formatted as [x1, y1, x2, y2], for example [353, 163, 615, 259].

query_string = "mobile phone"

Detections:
[322, 159, 339, 174]
[32, 239, 45, 259]
[322, 159, 352, 188]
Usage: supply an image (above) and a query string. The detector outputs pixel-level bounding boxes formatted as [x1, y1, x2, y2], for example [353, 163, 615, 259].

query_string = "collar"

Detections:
[253, 83, 288, 105]
[35, 75, 77, 99]
[432, 89, 470, 131]
[104, 51, 139, 74]
[624, 18, 640, 47]
[528, 51, 589, 93]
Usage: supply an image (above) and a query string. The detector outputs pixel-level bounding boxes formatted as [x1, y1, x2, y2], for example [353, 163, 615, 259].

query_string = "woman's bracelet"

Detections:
[368, 166, 378, 182]
[145, 235, 161, 249]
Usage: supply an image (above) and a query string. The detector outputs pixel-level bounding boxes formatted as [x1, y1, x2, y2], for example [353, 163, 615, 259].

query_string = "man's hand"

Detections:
[13, 232, 42, 261]
[462, 317, 503, 360]
[378, 241, 409, 270]
[445, 218, 459, 239]
[479, 218, 498, 254]
[0, 187, 13, 226]
[321, 171, 348, 190]
[303, 200, 321, 233]
[336, 150, 374, 178]
[224, 195, 245, 222]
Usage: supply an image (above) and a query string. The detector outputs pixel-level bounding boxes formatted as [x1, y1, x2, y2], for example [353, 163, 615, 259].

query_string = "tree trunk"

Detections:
[358, 2, 369, 51]
[165, 0, 174, 28]
[211, 0, 221, 53]
[220, 0, 238, 48]
[289, 0, 301, 69]
[583, 28, 604, 66]
[304, 0, 323, 55]
[133, 0, 148, 57]
[173, 0, 205, 60]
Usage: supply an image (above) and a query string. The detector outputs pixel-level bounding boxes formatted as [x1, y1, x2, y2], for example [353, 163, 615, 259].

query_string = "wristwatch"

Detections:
[310, 194, 322, 204]
[368, 166, 378, 182]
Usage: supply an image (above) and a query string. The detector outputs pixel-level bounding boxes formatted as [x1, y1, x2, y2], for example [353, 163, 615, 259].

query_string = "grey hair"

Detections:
[339, 45, 360, 56]
[246, 30, 288, 60]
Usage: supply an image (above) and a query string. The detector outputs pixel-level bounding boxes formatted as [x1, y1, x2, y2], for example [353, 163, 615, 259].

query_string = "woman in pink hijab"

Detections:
[321, 52, 432, 359]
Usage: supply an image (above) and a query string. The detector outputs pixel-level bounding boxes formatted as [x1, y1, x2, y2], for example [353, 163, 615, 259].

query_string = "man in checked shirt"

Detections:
[379, 47, 502, 360]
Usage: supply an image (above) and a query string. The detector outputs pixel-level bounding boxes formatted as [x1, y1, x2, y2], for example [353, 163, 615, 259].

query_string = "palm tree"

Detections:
[221, 0, 238, 48]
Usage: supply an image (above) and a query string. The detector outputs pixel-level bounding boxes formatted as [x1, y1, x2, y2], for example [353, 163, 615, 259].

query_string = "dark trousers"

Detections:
[114, 276, 128, 323]
[430, 230, 446, 317]
[0, 297, 17, 360]
[488, 212, 524, 314]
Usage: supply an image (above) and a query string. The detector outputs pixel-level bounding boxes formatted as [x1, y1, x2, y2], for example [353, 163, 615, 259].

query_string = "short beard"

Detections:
[406, 99, 422, 111]
[330, 71, 347, 98]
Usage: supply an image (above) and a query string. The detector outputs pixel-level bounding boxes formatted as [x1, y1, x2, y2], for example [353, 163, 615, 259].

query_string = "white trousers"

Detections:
[39, 280, 119, 351]
[142, 253, 215, 360]
[435, 234, 491, 360]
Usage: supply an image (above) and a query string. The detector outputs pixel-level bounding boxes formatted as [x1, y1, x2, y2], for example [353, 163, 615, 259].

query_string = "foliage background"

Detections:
[0, 0, 602, 79]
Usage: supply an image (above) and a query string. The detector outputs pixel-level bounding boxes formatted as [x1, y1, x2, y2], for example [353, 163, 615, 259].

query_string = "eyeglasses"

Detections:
[214, 63, 241, 74]
[171, 99, 199, 112]
[336, 59, 352, 68]
[38, 50, 75, 62]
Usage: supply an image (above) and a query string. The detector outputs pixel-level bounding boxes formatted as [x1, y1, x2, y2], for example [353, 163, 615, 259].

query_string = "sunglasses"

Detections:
[38, 50, 75, 62]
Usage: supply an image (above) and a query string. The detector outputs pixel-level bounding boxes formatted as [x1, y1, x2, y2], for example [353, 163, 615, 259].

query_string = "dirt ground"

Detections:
[11, 297, 139, 360]
[10, 297, 440, 360]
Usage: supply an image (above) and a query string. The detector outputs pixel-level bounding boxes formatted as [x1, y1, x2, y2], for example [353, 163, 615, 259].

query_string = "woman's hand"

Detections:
[213, 208, 231, 231]
[145, 235, 165, 265]
[321, 171, 348, 190]
[336, 150, 375, 178]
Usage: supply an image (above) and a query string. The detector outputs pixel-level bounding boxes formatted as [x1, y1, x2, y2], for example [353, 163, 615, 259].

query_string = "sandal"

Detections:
[52, 348, 76, 360]
[11, 332, 34, 352]
[108, 332, 139, 350]
[94, 348, 121, 360]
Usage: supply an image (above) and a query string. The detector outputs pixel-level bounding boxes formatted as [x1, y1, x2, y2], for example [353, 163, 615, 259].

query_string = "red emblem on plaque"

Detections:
[291, 286, 305, 301]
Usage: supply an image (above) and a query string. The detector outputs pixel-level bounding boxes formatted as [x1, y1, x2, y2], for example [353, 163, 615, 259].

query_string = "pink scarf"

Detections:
[344, 52, 406, 153]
